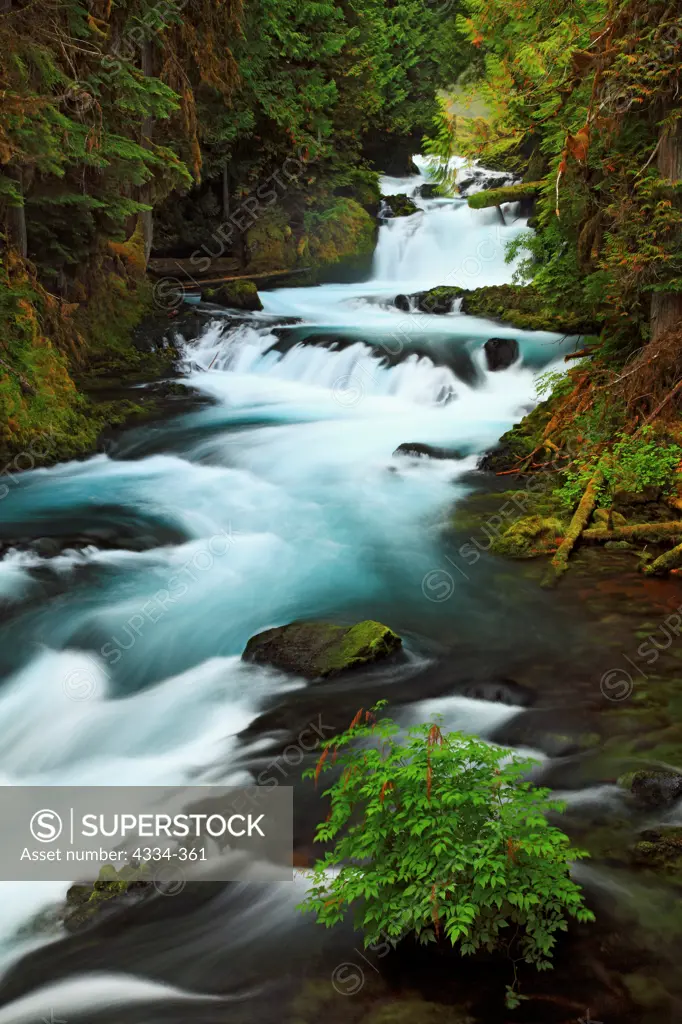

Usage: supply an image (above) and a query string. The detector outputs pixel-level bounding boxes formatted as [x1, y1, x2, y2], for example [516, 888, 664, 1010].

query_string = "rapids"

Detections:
[0, 159, 618, 1022]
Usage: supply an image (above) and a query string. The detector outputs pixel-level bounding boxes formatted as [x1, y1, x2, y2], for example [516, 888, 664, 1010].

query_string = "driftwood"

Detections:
[543, 469, 603, 585]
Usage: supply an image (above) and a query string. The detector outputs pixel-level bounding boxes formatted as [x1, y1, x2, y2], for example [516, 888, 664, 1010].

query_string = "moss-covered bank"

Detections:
[459, 372, 682, 582]
[393, 283, 598, 333]
[0, 233, 189, 468]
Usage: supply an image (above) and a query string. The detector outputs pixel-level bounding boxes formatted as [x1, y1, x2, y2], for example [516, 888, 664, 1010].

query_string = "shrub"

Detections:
[556, 427, 682, 511]
[299, 703, 593, 1005]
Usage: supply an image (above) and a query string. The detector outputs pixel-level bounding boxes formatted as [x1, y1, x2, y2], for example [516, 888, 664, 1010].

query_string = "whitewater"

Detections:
[0, 157, 579, 1020]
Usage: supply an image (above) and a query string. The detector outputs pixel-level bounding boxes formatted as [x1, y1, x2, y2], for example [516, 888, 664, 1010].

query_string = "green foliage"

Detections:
[606, 431, 682, 495]
[535, 369, 573, 402]
[557, 428, 682, 511]
[300, 704, 593, 1003]
[424, 0, 682, 366]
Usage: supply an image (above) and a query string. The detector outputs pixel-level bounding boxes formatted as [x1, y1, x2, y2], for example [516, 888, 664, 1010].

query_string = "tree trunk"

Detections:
[139, 40, 155, 265]
[650, 121, 682, 342]
[4, 169, 27, 258]
[222, 164, 230, 221]
[0, 2, 27, 257]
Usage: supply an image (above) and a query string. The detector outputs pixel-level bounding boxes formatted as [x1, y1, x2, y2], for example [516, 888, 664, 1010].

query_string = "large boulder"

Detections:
[242, 620, 402, 680]
[380, 193, 420, 218]
[394, 286, 466, 315]
[414, 183, 440, 199]
[483, 337, 519, 371]
[245, 199, 376, 282]
[204, 280, 263, 311]
[61, 865, 153, 932]
[621, 769, 682, 808]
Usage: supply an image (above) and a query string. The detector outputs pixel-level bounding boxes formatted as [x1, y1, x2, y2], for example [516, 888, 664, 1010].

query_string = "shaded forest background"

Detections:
[1, 0, 681, 466]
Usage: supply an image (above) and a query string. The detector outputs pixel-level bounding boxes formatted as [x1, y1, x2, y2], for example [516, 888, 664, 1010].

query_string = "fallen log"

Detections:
[147, 264, 310, 286]
[543, 469, 603, 585]
[582, 521, 682, 542]
[642, 540, 682, 576]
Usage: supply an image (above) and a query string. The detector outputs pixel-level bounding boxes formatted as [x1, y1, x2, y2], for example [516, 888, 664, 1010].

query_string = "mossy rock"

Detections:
[204, 280, 263, 311]
[394, 282, 596, 333]
[620, 769, 682, 807]
[477, 401, 555, 474]
[246, 199, 376, 282]
[302, 198, 377, 275]
[62, 864, 152, 932]
[396, 286, 466, 314]
[460, 284, 598, 334]
[467, 181, 544, 210]
[490, 515, 564, 559]
[380, 193, 420, 217]
[246, 206, 298, 273]
[242, 620, 402, 680]
[630, 828, 682, 883]
[364, 1002, 474, 1024]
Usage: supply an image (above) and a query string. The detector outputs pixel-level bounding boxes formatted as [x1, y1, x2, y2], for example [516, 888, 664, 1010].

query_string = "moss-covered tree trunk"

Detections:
[650, 121, 682, 342]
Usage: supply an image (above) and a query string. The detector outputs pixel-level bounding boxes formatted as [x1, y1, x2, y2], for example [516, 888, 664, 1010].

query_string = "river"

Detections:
[0, 158, 680, 1023]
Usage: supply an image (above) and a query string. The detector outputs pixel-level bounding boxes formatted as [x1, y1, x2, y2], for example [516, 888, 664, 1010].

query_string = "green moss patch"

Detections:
[246, 198, 376, 282]
[489, 514, 565, 559]
[242, 619, 402, 679]
[460, 284, 597, 333]
[62, 863, 151, 932]
[380, 192, 420, 217]
[466, 181, 544, 210]
[204, 280, 263, 311]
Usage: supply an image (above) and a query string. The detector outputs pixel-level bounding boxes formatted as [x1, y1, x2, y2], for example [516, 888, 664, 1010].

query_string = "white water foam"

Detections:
[0, 155, 579, 1007]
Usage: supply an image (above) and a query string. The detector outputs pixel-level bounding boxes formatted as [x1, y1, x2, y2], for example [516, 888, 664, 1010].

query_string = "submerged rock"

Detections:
[242, 620, 402, 680]
[365, 1002, 475, 1024]
[204, 280, 263, 311]
[631, 827, 682, 874]
[414, 183, 440, 199]
[61, 865, 153, 932]
[621, 769, 682, 808]
[393, 442, 464, 460]
[380, 193, 420, 218]
[483, 337, 519, 371]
